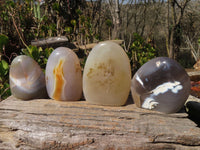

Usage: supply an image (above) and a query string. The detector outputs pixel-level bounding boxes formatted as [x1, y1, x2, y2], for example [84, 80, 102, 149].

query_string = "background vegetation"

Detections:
[1, 0, 200, 100]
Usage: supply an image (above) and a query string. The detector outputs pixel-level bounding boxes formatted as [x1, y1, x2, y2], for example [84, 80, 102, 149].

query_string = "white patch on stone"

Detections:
[152, 81, 183, 96]
[10, 76, 24, 87]
[136, 74, 144, 87]
[156, 61, 161, 67]
[141, 81, 183, 110]
[10, 76, 34, 93]
[172, 85, 183, 93]
[142, 97, 159, 110]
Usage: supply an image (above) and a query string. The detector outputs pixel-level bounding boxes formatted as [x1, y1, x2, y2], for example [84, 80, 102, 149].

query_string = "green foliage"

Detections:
[80, 15, 86, 24]
[52, 2, 60, 12]
[65, 27, 73, 34]
[0, 0, 35, 49]
[177, 51, 195, 68]
[76, 9, 82, 16]
[71, 20, 77, 26]
[0, 34, 10, 100]
[33, 0, 41, 21]
[106, 19, 112, 27]
[0, 60, 11, 101]
[0, 60, 9, 77]
[0, 0, 84, 48]
[22, 46, 54, 70]
[0, 34, 9, 51]
[64, 9, 100, 43]
[128, 33, 158, 72]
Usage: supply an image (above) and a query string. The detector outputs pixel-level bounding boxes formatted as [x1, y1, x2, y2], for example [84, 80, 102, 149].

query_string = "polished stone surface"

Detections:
[9, 55, 47, 100]
[45, 47, 82, 101]
[131, 57, 191, 113]
[83, 41, 131, 106]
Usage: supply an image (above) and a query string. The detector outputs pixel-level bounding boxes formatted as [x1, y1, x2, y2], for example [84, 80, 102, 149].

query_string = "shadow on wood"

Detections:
[185, 101, 200, 127]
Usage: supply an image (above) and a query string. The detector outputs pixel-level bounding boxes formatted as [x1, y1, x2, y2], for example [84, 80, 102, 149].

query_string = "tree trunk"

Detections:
[167, 0, 191, 59]
[108, 0, 121, 39]
[169, 27, 175, 59]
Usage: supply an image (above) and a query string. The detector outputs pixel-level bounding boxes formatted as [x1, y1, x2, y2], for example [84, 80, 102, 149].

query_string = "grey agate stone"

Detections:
[9, 55, 48, 100]
[131, 57, 191, 113]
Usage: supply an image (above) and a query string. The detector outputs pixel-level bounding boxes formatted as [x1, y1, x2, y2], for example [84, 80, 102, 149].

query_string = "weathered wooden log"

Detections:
[31, 36, 77, 51]
[31, 37, 124, 52]
[74, 40, 124, 50]
[0, 95, 200, 150]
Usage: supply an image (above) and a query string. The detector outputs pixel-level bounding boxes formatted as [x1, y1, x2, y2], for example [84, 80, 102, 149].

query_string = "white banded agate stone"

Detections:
[45, 47, 82, 101]
[131, 57, 191, 113]
[83, 41, 131, 106]
[9, 55, 47, 100]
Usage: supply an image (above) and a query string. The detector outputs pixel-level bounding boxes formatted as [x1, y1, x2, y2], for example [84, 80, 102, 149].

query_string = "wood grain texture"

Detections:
[0, 95, 200, 150]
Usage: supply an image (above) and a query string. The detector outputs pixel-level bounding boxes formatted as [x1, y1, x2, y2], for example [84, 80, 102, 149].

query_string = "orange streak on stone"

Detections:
[53, 59, 65, 100]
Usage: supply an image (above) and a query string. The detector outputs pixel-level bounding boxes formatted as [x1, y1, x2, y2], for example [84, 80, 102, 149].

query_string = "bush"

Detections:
[22, 46, 54, 71]
[0, 34, 11, 101]
[127, 33, 158, 73]
[0, 60, 10, 101]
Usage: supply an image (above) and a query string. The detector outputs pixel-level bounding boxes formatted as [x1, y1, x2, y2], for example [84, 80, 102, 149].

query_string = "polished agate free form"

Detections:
[83, 41, 131, 106]
[9, 55, 47, 100]
[45, 47, 82, 101]
[131, 57, 191, 113]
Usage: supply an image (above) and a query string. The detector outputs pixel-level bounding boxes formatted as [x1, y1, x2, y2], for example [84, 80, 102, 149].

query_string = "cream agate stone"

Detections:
[131, 57, 191, 113]
[45, 47, 82, 101]
[9, 55, 47, 100]
[83, 41, 131, 106]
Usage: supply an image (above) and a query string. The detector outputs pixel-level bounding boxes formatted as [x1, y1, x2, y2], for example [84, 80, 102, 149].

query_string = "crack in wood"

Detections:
[0, 108, 21, 112]
[139, 112, 187, 119]
[152, 141, 200, 147]
[41, 138, 95, 150]
[151, 135, 200, 147]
